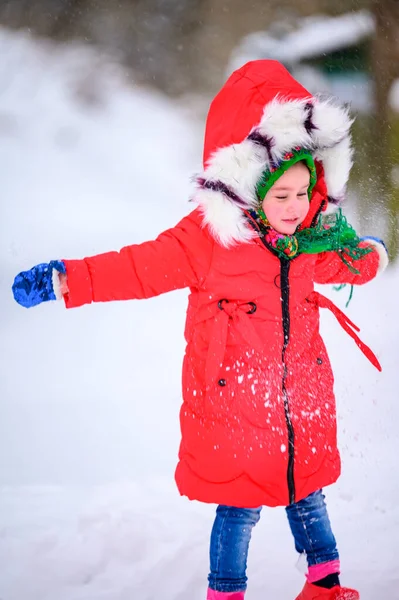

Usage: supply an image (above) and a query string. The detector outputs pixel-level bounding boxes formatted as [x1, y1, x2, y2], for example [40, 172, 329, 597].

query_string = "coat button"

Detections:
[218, 379, 227, 386]
[316, 357, 323, 365]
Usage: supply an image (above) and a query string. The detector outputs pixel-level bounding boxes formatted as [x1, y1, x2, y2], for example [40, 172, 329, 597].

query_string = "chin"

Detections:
[279, 224, 298, 235]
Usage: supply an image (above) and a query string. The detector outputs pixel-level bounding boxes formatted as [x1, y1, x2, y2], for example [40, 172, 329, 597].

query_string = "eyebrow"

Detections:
[272, 184, 309, 191]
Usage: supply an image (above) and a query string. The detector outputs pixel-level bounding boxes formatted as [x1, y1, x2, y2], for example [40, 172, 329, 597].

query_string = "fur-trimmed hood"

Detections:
[192, 60, 353, 247]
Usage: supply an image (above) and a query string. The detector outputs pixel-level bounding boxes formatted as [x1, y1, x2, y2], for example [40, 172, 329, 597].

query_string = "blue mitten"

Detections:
[360, 235, 387, 251]
[12, 260, 66, 308]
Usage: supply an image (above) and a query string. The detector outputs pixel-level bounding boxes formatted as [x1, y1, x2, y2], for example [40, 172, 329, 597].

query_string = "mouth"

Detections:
[282, 218, 299, 224]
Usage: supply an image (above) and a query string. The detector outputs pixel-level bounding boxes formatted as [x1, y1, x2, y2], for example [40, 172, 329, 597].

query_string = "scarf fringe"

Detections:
[258, 209, 371, 271]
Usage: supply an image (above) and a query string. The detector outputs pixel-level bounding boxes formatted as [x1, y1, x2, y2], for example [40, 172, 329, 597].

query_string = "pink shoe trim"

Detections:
[206, 589, 245, 600]
[306, 560, 341, 583]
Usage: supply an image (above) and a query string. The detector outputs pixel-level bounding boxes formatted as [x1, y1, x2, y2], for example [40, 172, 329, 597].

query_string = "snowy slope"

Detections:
[0, 27, 398, 600]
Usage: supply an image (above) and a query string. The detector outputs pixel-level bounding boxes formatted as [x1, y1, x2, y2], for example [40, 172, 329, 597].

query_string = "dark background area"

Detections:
[1, 0, 398, 256]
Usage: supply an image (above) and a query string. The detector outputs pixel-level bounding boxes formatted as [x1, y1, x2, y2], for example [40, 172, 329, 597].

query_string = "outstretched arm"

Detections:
[13, 209, 214, 309]
[63, 209, 213, 308]
[314, 237, 388, 285]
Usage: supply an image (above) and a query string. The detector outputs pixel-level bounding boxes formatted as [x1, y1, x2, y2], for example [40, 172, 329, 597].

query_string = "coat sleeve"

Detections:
[314, 238, 388, 285]
[62, 209, 213, 309]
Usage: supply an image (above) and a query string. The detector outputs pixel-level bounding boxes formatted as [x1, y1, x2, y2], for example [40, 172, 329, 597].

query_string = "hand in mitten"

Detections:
[12, 260, 67, 308]
[360, 236, 389, 274]
[360, 235, 387, 249]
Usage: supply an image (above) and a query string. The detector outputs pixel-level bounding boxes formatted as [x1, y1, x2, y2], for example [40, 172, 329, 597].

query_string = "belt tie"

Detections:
[205, 299, 264, 388]
[307, 291, 381, 372]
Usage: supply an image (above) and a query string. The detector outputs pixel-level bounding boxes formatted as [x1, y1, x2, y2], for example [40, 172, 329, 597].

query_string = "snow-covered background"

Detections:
[0, 26, 398, 600]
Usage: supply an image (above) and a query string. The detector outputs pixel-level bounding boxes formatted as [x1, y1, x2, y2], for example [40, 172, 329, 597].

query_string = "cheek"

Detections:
[299, 202, 310, 219]
[264, 203, 284, 222]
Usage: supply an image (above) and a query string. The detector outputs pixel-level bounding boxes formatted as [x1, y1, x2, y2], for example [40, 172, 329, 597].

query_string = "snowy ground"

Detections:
[0, 27, 398, 600]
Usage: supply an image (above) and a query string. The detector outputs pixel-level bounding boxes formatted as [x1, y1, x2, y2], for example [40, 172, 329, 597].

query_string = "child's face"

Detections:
[262, 162, 311, 234]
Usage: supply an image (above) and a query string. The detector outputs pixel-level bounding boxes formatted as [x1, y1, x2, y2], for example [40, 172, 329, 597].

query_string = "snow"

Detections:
[1, 26, 399, 600]
[227, 10, 380, 113]
[228, 10, 374, 73]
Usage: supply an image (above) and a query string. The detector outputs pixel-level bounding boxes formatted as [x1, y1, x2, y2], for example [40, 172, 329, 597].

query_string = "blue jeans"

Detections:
[208, 490, 339, 593]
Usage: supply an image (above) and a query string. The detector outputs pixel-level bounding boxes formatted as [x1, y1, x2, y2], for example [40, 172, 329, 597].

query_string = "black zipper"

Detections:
[246, 213, 296, 504]
[280, 259, 296, 505]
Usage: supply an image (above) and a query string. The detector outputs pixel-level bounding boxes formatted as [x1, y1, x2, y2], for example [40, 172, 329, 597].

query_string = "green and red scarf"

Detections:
[253, 147, 371, 274]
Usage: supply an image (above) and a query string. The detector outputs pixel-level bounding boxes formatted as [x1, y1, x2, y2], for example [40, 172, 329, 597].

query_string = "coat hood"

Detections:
[193, 60, 353, 247]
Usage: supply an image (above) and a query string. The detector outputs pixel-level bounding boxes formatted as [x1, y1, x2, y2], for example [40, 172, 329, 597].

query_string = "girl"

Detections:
[13, 60, 388, 600]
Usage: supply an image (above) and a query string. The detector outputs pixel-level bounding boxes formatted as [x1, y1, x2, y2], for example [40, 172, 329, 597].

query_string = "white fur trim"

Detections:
[311, 96, 354, 148]
[52, 268, 64, 300]
[361, 237, 389, 274]
[312, 98, 353, 201]
[257, 97, 313, 159]
[314, 136, 353, 202]
[195, 188, 257, 247]
[194, 96, 354, 246]
[204, 139, 267, 208]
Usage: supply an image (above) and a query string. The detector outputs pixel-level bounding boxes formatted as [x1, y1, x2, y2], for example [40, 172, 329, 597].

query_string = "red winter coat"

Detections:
[62, 210, 381, 507]
[62, 61, 385, 508]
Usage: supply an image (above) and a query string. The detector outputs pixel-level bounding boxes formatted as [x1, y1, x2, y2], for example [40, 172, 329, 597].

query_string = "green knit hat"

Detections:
[256, 147, 317, 203]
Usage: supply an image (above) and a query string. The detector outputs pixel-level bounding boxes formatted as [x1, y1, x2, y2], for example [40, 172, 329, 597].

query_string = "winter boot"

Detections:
[206, 589, 245, 600]
[295, 581, 360, 600]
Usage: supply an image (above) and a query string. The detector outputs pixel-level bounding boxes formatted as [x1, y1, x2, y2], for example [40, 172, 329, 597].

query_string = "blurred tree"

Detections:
[178, 0, 378, 94]
[370, 0, 399, 259]
[0, 0, 376, 95]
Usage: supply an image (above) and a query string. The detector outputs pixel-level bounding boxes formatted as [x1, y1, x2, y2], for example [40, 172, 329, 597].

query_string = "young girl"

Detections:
[13, 60, 388, 600]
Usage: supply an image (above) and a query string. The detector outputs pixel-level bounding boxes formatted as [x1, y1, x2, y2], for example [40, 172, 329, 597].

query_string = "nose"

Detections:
[286, 198, 298, 214]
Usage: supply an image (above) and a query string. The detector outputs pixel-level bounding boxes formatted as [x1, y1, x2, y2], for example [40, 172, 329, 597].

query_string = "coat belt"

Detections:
[205, 299, 264, 388]
[203, 291, 381, 389]
[307, 291, 381, 372]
